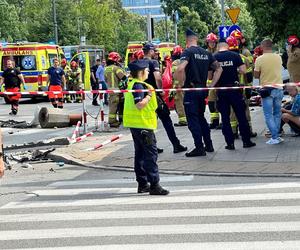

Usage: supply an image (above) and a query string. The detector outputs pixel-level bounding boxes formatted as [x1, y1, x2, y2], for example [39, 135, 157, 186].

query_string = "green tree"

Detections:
[0, 0, 26, 42]
[245, 0, 300, 43]
[162, 0, 221, 32]
[178, 6, 209, 46]
[154, 19, 175, 42]
[116, 11, 146, 55]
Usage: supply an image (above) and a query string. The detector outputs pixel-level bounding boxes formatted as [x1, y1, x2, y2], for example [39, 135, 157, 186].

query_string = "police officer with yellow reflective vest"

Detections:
[123, 60, 169, 195]
[206, 32, 221, 129]
[171, 45, 187, 127]
[175, 29, 223, 157]
[104, 52, 128, 128]
[213, 39, 256, 150]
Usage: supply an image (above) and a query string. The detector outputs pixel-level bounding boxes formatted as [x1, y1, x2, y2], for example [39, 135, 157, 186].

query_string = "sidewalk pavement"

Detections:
[51, 107, 300, 178]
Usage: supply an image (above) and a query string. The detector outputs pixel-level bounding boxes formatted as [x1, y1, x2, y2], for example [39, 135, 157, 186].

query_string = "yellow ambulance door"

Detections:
[70, 52, 91, 90]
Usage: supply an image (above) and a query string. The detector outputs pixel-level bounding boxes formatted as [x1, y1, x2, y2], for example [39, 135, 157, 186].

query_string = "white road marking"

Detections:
[2, 192, 300, 209]
[48, 175, 195, 187]
[1, 222, 300, 241]
[1, 206, 300, 223]
[9, 241, 300, 250]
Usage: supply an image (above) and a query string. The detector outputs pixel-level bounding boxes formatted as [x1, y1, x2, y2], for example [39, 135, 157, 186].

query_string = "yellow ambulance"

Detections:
[124, 41, 175, 68]
[0, 42, 91, 100]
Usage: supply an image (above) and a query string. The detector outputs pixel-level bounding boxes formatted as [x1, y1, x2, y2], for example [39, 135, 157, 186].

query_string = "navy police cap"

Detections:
[185, 28, 198, 37]
[142, 42, 155, 51]
[128, 60, 149, 72]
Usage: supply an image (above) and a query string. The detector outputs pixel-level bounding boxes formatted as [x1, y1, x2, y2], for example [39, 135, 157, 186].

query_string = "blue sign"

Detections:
[228, 25, 242, 36]
[219, 25, 230, 39]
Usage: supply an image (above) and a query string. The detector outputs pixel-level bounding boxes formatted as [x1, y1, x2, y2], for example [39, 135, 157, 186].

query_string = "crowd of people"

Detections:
[0, 29, 299, 188]
[121, 29, 300, 195]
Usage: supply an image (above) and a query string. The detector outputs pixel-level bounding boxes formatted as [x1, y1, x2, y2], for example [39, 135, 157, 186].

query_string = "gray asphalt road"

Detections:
[0, 96, 105, 147]
[1, 164, 300, 249]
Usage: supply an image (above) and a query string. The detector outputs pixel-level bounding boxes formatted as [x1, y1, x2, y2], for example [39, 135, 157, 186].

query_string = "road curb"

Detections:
[5, 137, 69, 151]
[48, 152, 300, 179]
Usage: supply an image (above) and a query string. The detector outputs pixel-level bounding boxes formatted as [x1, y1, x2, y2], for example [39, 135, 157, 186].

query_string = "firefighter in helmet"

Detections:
[69, 61, 83, 103]
[206, 32, 220, 129]
[104, 52, 128, 128]
[226, 36, 257, 138]
[171, 45, 187, 126]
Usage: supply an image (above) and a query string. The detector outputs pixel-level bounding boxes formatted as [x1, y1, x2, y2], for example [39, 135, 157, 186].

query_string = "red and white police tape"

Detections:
[68, 132, 94, 144]
[85, 134, 123, 151]
[0, 82, 299, 96]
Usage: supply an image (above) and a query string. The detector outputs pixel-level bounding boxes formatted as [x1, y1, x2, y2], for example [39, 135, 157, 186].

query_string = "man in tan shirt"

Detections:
[254, 38, 284, 145]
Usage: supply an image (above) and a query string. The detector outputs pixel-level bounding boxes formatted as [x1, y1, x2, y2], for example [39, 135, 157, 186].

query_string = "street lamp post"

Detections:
[221, 0, 225, 25]
[52, 0, 58, 44]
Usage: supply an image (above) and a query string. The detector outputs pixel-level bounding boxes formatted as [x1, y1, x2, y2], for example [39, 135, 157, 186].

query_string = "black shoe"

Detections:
[173, 144, 188, 153]
[205, 144, 214, 152]
[185, 147, 206, 157]
[157, 148, 164, 154]
[225, 144, 235, 150]
[9, 109, 17, 115]
[243, 141, 256, 148]
[137, 184, 150, 193]
[92, 102, 100, 106]
[150, 184, 169, 195]
[174, 122, 188, 127]
[250, 132, 258, 138]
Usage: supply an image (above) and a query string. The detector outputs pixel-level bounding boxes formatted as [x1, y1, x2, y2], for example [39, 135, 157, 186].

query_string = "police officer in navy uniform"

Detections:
[175, 29, 223, 157]
[143, 42, 187, 154]
[123, 60, 169, 195]
[212, 39, 256, 150]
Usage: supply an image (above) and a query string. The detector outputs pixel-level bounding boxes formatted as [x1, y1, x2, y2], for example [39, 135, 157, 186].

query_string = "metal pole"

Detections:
[165, 14, 168, 42]
[221, 0, 225, 25]
[174, 11, 178, 45]
[52, 0, 58, 44]
[147, 13, 152, 41]
[82, 92, 87, 134]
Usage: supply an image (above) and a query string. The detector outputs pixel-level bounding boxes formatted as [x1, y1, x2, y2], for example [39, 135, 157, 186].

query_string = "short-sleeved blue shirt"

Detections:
[48, 66, 65, 86]
[132, 82, 147, 104]
[214, 50, 244, 86]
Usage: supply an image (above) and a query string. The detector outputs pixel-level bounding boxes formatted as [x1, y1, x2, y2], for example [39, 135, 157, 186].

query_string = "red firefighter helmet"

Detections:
[254, 45, 263, 56]
[70, 61, 77, 67]
[226, 36, 239, 50]
[108, 52, 121, 62]
[206, 33, 218, 42]
[61, 58, 67, 66]
[172, 45, 183, 56]
[230, 29, 244, 40]
[288, 35, 300, 46]
[132, 50, 144, 60]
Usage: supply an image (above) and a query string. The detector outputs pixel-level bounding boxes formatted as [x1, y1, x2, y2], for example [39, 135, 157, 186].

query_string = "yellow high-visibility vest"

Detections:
[123, 78, 158, 130]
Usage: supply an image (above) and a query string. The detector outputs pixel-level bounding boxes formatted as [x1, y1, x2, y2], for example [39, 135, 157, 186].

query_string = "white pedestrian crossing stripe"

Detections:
[1, 180, 300, 249]
[8, 241, 300, 250]
[3, 191, 300, 209]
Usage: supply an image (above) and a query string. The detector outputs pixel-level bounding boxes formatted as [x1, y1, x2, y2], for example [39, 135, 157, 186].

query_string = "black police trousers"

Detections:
[184, 91, 212, 149]
[130, 128, 160, 186]
[217, 90, 251, 145]
[156, 95, 180, 146]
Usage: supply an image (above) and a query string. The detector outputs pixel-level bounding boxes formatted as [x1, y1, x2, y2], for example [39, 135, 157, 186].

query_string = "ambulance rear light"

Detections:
[38, 75, 43, 86]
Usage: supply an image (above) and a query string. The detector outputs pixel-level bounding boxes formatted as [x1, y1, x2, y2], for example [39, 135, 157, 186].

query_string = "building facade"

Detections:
[122, 0, 164, 19]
